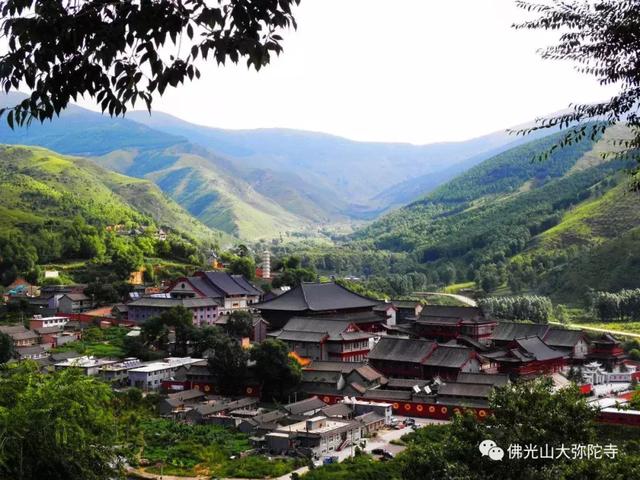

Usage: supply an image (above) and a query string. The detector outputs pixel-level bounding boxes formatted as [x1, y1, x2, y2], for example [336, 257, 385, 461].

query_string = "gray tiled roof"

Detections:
[423, 345, 474, 368]
[417, 316, 463, 326]
[16, 345, 47, 356]
[302, 370, 343, 384]
[10, 330, 39, 341]
[231, 275, 263, 296]
[456, 372, 509, 387]
[391, 300, 422, 309]
[256, 282, 379, 312]
[321, 403, 353, 418]
[187, 276, 224, 298]
[271, 330, 328, 342]
[491, 321, 550, 343]
[0, 325, 28, 334]
[201, 271, 258, 296]
[362, 389, 413, 401]
[543, 328, 586, 348]
[128, 297, 220, 308]
[385, 378, 429, 389]
[284, 396, 327, 415]
[367, 337, 436, 363]
[62, 293, 89, 301]
[514, 336, 564, 361]
[271, 317, 371, 342]
[304, 361, 368, 372]
[419, 305, 483, 320]
[438, 382, 493, 399]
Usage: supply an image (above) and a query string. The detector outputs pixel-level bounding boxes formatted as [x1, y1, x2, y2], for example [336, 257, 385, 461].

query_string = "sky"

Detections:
[82, 0, 618, 145]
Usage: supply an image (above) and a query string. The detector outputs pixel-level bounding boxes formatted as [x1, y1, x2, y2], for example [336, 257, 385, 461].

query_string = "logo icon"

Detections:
[479, 439, 504, 461]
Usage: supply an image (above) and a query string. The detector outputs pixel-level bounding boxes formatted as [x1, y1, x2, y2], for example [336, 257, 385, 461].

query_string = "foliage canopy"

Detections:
[0, 0, 300, 126]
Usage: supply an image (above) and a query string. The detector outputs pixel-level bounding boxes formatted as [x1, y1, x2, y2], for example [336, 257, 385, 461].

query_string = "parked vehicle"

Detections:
[323, 456, 339, 465]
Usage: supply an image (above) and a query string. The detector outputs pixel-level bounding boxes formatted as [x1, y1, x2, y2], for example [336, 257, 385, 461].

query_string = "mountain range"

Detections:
[0, 93, 550, 239]
[1, 92, 638, 300]
[348, 123, 640, 299]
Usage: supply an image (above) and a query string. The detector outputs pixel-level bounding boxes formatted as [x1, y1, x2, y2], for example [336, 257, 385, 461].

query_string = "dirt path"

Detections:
[128, 465, 308, 480]
[549, 321, 640, 339]
[127, 467, 208, 480]
[414, 292, 477, 306]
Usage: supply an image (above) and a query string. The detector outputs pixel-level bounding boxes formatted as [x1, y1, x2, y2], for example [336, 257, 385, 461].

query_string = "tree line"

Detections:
[478, 295, 553, 324]
[590, 289, 640, 322]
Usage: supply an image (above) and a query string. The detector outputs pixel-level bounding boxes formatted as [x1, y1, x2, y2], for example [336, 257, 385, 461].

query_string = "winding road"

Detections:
[413, 292, 478, 307]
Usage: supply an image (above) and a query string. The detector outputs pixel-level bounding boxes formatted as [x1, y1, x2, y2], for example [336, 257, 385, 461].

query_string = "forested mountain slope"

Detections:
[327, 126, 640, 301]
[128, 110, 550, 210]
[0, 145, 225, 283]
[0, 94, 315, 239]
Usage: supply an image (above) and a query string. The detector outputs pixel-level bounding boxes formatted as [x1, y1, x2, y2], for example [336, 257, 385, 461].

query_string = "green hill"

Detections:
[0, 144, 228, 284]
[332, 126, 640, 302]
[0, 94, 317, 239]
[92, 144, 312, 239]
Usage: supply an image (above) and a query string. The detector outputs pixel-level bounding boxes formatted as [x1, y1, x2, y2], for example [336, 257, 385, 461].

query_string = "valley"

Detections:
[0, 90, 639, 306]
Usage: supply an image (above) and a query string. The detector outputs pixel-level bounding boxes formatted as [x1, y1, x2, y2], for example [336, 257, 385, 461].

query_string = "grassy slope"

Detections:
[536, 179, 640, 250]
[350, 125, 640, 298]
[0, 144, 225, 243]
[94, 145, 310, 240]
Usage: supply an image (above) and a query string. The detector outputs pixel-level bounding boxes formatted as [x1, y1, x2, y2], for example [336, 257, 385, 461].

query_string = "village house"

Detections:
[238, 410, 289, 436]
[127, 297, 221, 326]
[24, 284, 87, 316]
[265, 415, 363, 457]
[187, 397, 260, 425]
[6, 278, 39, 298]
[165, 271, 262, 312]
[57, 293, 93, 314]
[269, 318, 373, 362]
[422, 344, 481, 381]
[0, 324, 39, 348]
[127, 357, 202, 390]
[99, 358, 144, 384]
[255, 282, 380, 330]
[283, 397, 328, 417]
[54, 356, 119, 376]
[157, 389, 208, 416]
[29, 315, 69, 330]
[373, 303, 397, 326]
[16, 345, 49, 360]
[300, 361, 386, 399]
[34, 326, 79, 348]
